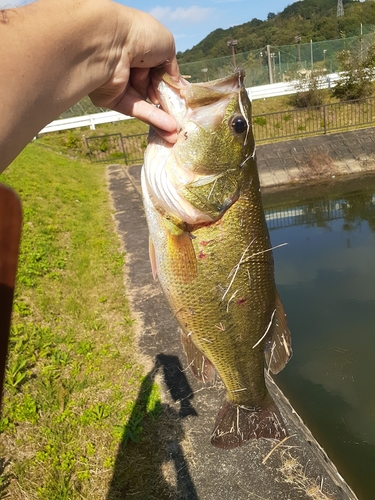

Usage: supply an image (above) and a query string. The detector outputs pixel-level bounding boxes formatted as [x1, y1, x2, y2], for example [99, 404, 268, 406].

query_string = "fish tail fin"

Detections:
[211, 394, 288, 449]
[264, 292, 292, 374]
[180, 329, 216, 383]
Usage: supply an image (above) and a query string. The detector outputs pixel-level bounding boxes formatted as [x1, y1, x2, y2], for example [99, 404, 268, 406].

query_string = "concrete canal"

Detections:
[263, 174, 375, 500]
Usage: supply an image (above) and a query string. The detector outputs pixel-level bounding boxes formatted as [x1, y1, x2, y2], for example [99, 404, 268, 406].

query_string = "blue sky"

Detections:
[117, 0, 296, 52]
[1, 0, 300, 52]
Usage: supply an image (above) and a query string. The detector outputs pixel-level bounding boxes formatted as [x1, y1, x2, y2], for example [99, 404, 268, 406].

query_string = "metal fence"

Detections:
[86, 133, 125, 162]
[86, 132, 148, 164]
[86, 96, 375, 164]
[252, 96, 375, 142]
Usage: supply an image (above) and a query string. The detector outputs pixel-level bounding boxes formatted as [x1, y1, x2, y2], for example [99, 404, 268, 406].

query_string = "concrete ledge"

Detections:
[257, 127, 375, 188]
[107, 163, 359, 500]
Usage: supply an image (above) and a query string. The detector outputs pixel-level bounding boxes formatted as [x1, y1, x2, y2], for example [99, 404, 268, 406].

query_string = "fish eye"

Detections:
[230, 115, 247, 135]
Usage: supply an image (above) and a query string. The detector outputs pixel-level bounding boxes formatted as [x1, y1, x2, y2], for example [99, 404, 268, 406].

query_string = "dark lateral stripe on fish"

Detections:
[210, 395, 288, 450]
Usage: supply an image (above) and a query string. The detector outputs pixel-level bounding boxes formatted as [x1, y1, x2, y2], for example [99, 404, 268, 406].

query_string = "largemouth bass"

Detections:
[141, 69, 292, 449]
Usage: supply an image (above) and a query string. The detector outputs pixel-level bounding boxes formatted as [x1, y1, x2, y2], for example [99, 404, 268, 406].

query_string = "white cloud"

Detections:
[149, 6, 171, 20]
[0, 0, 33, 7]
[211, 0, 243, 3]
[150, 5, 213, 25]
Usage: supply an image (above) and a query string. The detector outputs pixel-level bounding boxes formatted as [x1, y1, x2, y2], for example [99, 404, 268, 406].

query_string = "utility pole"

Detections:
[295, 36, 301, 67]
[266, 45, 273, 84]
[227, 39, 238, 68]
[337, 0, 344, 17]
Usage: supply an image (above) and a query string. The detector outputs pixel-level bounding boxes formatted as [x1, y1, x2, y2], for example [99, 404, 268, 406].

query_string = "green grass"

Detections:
[35, 96, 301, 161]
[0, 143, 169, 499]
[38, 90, 375, 165]
[37, 118, 149, 160]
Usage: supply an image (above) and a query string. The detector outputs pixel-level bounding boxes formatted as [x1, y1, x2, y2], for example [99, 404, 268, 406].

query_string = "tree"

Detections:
[333, 39, 375, 100]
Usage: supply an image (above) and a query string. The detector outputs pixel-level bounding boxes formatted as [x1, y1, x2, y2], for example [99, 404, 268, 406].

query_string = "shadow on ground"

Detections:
[106, 354, 198, 500]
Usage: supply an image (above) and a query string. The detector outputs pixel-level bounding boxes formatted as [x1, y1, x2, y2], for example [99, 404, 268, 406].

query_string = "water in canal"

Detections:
[263, 174, 375, 500]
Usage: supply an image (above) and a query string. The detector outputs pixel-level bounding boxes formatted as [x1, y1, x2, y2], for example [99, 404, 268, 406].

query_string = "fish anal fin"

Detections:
[167, 230, 197, 284]
[180, 329, 215, 384]
[211, 394, 288, 450]
[264, 292, 292, 375]
[149, 237, 157, 280]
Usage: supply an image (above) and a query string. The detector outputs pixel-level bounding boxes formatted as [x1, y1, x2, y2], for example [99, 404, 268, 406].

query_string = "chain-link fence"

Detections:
[63, 31, 374, 118]
[179, 31, 375, 86]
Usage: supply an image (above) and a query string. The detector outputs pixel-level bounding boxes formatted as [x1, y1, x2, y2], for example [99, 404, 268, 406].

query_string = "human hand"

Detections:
[89, 6, 179, 143]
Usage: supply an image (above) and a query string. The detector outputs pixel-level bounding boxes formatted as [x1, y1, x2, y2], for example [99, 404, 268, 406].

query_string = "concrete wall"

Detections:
[256, 127, 375, 188]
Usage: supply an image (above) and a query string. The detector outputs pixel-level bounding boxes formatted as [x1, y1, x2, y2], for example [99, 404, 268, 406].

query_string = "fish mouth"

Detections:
[154, 69, 245, 131]
[143, 69, 247, 226]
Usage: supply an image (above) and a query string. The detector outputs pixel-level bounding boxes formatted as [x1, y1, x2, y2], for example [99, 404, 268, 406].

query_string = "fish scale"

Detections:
[149, 162, 273, 400]
[142, 69, 292, 449]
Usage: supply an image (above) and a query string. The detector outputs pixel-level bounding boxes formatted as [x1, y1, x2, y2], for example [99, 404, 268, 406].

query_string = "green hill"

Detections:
[177, 0, 375, 64]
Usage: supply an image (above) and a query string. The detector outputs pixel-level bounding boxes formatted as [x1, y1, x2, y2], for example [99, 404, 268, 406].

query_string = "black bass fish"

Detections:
[141, 69, 292, 449]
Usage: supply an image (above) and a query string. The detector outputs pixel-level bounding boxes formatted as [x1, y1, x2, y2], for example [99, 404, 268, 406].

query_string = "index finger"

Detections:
[113, 89, 177, 143]
[162, 54, 180, 81]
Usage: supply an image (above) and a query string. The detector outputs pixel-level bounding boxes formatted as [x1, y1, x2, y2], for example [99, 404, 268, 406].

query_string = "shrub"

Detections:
[253, 116, 267, 126]
[288, 69, 327, 108]
[333, 40, 375, 101]
[65, 130, 80, 149]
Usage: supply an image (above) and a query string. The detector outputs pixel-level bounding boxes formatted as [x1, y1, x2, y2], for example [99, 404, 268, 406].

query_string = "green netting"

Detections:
[179, 30, 375, 85]
[63, 30, 375, 117]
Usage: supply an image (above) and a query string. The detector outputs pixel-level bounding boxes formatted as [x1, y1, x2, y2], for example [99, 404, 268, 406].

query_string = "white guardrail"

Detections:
[38, 73, 340, 135]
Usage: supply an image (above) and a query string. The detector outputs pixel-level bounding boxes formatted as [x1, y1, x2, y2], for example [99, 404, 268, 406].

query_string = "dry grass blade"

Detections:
[261, 434, 294, 464]
[278, 450, 334, 500]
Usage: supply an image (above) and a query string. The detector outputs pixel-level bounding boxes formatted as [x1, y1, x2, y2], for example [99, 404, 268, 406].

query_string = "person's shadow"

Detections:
[106, 354, 198, 500]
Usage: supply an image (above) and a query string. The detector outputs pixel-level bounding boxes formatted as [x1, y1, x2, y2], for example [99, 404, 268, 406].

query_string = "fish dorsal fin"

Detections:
[166, 230, 197, 284]
[264, 292, 292, 374]
[180, 329, 215, 384]
[149, 237, 157, 280]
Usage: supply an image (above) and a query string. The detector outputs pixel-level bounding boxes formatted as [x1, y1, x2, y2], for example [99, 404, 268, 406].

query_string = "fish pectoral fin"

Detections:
[167, 230, 197, 284]
[211, 394, 288, 450]
[180, 329, 215, 384]
[264, 292, 293, 375]
[149, 237, 157, 280]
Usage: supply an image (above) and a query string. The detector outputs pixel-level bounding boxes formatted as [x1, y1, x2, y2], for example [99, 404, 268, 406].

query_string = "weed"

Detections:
[253, 116, 267, 127]
[5, 359, 29, 390]
[65, 130, 80, 149]
[297, 152, 336, 181]
[278, 451, 333, 500]
[0, 458, 11, 499]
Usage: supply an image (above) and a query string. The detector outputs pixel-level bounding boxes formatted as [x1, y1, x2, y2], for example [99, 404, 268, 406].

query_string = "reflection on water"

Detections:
[264, 176, 375, 500]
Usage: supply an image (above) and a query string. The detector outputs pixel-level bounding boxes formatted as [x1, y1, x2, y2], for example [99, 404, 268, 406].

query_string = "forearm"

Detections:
[0, 0, 126, 171]
[1, 0, 180, 173]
